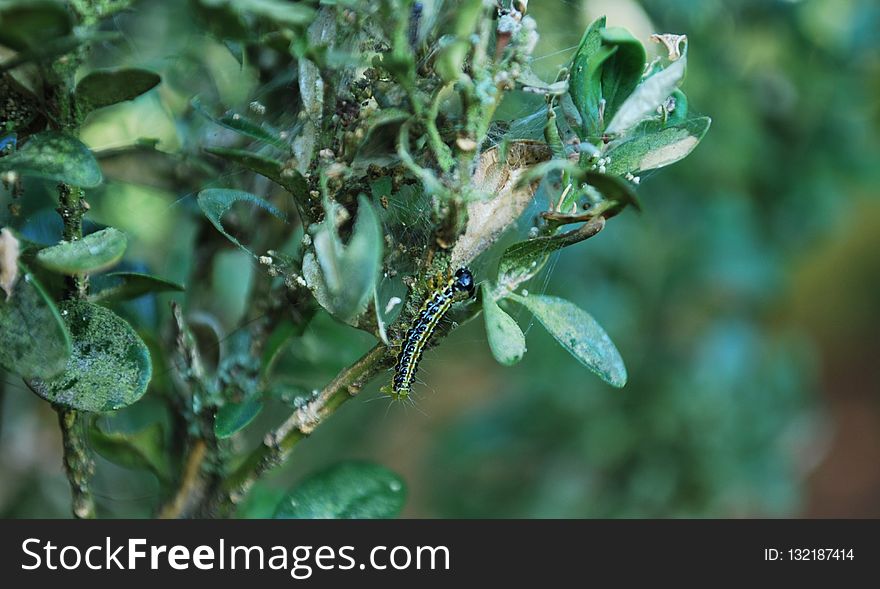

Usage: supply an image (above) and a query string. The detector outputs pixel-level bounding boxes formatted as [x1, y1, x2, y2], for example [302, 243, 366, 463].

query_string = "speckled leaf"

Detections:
[510, 293, 626, 388]
[274, 462, 406, 519]
[36, 227, 127, 275]
[0, 262, 71, 379]
[90, 271, 184, 303]
[26, 301, 153, 411]
[215, 397, 263, 439]
[605, 117, 711, 175]
[482, 285, 526, 366]
[193, 98, 289, 151]
[204, 146, 307, 197]
[0, 0, 72, 51]
[306, 195, 382, 323]
[197, 189, 287, 256]
[0, 132, 102, 187]
[90, 422, 171, 482]
[605, 53, 687, 136]
[75, 68, 161, 116]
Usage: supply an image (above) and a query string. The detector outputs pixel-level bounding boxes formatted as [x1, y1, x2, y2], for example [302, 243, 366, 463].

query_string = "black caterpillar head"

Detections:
[452, 267, 475, 298]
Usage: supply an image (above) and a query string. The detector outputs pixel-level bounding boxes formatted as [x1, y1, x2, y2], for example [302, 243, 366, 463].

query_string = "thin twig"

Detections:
[158, 439, 207, 519]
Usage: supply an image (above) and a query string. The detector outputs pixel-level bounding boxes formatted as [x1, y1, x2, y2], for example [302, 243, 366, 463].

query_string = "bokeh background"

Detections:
[2, 0, 879, 517]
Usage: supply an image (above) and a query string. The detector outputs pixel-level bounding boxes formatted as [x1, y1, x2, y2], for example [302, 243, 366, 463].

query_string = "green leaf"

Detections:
[204, 146, 307, 196]
[0, 0, 73, 51]
[193, 97, 289, 151]
[0, 262, 71, 379]
[36, 227, 127, 275]
[304, 195, 382, 323]
[569, 16, 609, 138]
[26, 301, 153, 411]
[598, 27, 646, 126]
[509, 293, 626, 387]
[583, 170, 641, 213]
[90, 422, 171, 483]
[496, 221, 604, 293]
[75, 68, 161, 116]
[605, 54, 687, 136]
[214, 397, 263, 439]
[482, 284, 526, 366]
[605, 117, 711, 175]
[197, 188, 287, 256]
[89, 271, 184, 303]
[0, 132, 102, 187]
[274, 461, 406, 519]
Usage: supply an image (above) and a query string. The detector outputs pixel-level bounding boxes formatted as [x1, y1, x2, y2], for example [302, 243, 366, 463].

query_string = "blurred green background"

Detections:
[2, 0, 879, 517]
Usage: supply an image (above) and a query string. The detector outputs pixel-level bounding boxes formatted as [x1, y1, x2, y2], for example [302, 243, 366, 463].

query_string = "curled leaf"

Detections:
[197, 188, 287, 256]
[305, 195, 382, 323]
[605, 52, 688, 136]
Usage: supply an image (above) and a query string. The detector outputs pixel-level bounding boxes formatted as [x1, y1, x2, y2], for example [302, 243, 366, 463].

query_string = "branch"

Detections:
[157, 439, 207, 519]
[56, 408, 96, 519]
[212, 344, 392, 516]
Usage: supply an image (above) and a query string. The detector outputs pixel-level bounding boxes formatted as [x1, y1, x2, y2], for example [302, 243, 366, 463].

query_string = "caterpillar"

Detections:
[389, 267, 476, 400]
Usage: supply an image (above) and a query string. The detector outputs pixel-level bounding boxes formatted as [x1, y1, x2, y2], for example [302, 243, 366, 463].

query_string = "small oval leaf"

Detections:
[482, 285, 526, 366]
[197, 188, 287, 256]
[214, 397, 263, 439]
[274, 461, 406, 519]
[36, 227, 127, 275]
[510, 293, 626, 387]
[27, 301, 153, 411]
[0, 132, 102, 187]
[75, 68, 161, 116]
[0, 262, 71, 379]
